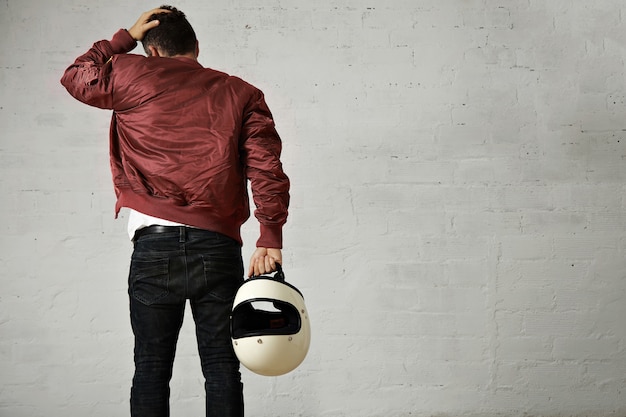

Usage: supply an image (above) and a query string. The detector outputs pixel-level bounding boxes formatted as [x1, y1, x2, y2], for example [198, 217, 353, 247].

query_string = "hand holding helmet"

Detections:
[230, 264, 310, 376]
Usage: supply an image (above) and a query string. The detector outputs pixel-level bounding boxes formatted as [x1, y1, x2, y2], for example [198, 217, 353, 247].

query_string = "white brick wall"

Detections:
[2, 0, 626, 416]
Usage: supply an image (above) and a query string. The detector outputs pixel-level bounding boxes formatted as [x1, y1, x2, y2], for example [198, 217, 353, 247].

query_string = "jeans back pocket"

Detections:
[129, 257, 170, 305]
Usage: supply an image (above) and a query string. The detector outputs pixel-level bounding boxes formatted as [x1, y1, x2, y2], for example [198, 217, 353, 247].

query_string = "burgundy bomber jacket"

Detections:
[60, 29, 289, 248]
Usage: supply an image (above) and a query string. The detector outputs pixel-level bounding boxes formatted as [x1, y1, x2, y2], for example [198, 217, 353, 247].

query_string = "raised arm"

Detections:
[59, 8, 168, 109]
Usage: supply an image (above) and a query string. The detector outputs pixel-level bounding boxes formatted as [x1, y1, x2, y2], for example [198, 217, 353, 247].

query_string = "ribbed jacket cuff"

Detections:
[111, 29, 138, 54]
[257, 224, 283, 249]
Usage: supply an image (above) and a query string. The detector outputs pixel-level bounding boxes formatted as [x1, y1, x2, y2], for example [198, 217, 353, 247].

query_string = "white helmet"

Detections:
[230, 264, 310, 376]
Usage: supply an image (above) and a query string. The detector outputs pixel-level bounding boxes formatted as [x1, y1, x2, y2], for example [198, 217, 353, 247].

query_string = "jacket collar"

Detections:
[171, 56, 203, 68]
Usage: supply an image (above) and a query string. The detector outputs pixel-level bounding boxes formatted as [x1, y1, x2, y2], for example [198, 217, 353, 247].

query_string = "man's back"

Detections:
[61, 27, 288, 247]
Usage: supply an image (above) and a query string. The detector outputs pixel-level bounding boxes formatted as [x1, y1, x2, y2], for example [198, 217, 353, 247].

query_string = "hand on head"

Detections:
[128, 8, 171, 41]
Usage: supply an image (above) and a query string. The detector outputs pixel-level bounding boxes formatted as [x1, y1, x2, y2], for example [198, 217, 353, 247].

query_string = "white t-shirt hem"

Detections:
[127, 209, 188, 241]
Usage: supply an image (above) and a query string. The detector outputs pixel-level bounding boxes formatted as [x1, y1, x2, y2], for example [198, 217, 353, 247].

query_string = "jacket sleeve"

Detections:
[240, 89, 290, 249]
[60, 29, 137, 109]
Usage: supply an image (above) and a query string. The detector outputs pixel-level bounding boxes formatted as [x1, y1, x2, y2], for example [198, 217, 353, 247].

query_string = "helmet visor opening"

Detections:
[231, 299, 301, 339]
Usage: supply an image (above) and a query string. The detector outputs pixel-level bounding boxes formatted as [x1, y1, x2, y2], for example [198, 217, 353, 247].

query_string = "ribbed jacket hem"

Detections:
[115, 189, 245, 246]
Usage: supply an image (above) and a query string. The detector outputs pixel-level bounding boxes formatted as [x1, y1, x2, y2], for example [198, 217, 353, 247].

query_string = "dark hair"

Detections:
[142, 5, 197, 56]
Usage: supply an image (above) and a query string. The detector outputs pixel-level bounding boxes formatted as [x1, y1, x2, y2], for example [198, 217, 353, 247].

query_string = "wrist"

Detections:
[256, 224, 283, 249]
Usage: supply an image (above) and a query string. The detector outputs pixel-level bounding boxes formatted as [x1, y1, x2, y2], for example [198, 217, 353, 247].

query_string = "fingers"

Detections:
[264, 255, 277, 274]
[129, 8, 171, 41]
[145, 19, 160, 30]
[248, 248, 282, 277]
[249, 255, 274, 277]
[146, 8, 172, 19]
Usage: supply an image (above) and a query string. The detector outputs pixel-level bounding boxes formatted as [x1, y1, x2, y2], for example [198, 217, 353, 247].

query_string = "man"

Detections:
[60, 6, 289, 417]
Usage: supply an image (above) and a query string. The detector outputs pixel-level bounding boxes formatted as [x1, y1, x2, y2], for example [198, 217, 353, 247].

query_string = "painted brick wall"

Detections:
[2, 0, 626, 416]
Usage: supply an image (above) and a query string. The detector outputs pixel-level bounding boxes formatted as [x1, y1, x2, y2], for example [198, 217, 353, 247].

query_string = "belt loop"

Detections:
[179, 226, 186, 243]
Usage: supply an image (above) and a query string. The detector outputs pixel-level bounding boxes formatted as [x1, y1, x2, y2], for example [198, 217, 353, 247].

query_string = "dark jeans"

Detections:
[128, 226, 244, 417]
